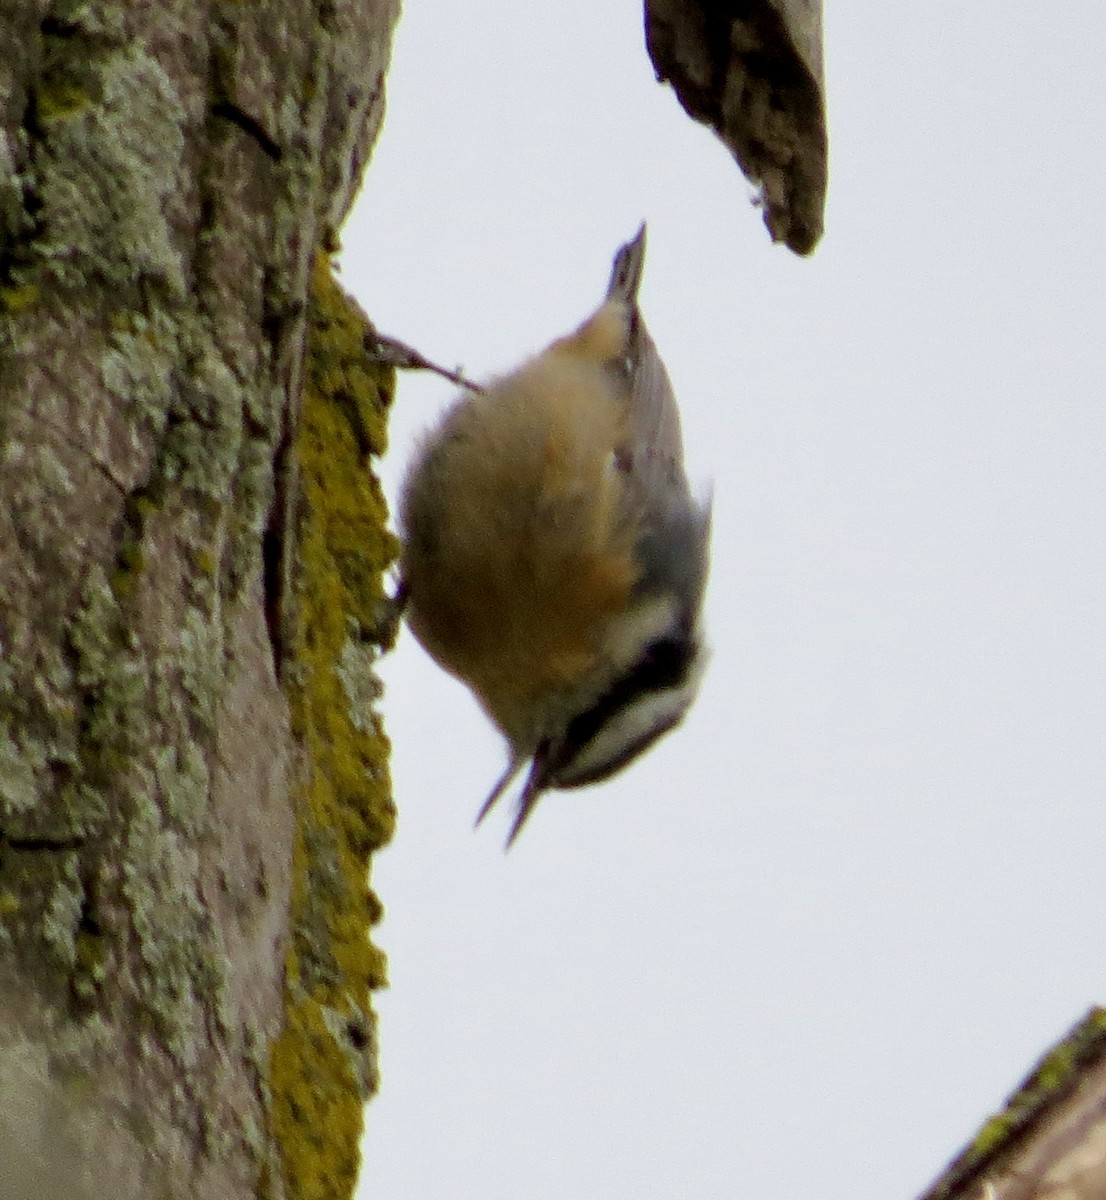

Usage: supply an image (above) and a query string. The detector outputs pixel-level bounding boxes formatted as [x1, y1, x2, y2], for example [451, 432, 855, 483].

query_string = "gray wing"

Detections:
[606, 225, 685, 472]
[607, 226, 711, 618]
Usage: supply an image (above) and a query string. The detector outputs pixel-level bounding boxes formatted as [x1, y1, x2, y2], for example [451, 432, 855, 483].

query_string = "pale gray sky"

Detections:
[340, 4, 1106, 1197]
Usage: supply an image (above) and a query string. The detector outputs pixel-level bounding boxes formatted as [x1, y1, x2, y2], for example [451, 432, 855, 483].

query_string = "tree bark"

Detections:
[0, 3, 398, 1197]
[645, 0, 828, 254]
[920, 1010, 1106, 1200]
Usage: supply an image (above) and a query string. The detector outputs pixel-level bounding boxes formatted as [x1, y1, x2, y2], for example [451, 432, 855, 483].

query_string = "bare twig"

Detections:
[366, 333, 485, 393]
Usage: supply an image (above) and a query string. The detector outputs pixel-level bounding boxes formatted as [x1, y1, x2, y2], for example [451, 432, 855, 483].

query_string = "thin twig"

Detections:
[366, 333, 485, 393]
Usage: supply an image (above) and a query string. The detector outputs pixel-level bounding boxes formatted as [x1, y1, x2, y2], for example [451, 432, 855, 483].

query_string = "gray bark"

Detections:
[0, 2, 398, 1197]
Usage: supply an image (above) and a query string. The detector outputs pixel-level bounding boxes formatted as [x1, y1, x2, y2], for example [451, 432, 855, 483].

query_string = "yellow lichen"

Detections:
[0, 284, 40, 314]
[34, 81, 90, 122]
[267, 254, 397, 1200]
[970, 1113, 1011, 1157]
[270, 1000, 366, 1200]
[192, 546, 218, 576]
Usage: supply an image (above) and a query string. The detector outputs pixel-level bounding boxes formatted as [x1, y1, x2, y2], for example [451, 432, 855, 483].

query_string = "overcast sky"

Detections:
[339, 4, 1106, 1197]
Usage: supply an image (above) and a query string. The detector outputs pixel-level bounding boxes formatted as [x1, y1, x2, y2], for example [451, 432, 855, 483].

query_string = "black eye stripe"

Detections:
[551, 713, 681, 790]
[559, 635, 697, 758]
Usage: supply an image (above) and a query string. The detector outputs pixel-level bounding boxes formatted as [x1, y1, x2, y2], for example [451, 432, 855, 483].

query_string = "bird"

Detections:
[397, 225, 710, 846]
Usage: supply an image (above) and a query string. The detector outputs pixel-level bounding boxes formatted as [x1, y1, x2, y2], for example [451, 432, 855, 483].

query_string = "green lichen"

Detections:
[122, 785, 222, 1064]
[222, 433, 275, 600]
[40, 852, 83, 968]
[35, 44, 187, 295]
[0, 636, 83, 835]
[61, 554, 224, 1041]
[267, 255, 396, 1200]
[71, 568, 146, 753]
[0, 728, 43, 818]
[32, 443, 75, 498]
[166, 348, 245, 500]
[177, 605, 223, 735]
[153, 741, 210, 835]
[100, 309, 178, 438]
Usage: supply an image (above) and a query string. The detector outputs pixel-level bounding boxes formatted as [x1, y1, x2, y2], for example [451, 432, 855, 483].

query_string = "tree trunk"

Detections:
[0, 3, 398, 1197]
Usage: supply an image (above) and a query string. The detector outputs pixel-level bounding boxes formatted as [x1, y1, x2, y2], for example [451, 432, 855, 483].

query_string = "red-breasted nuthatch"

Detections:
[398, 226, 710, 846]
